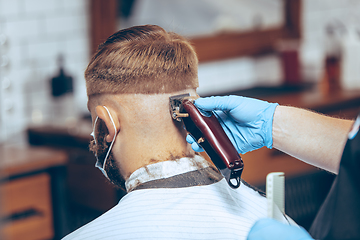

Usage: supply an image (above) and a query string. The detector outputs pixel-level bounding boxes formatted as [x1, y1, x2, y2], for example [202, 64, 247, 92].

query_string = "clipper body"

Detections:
[170, 94, 244, 188]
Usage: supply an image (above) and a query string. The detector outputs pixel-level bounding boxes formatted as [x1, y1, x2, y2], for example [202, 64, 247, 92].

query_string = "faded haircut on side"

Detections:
[85, 25, 199, 96]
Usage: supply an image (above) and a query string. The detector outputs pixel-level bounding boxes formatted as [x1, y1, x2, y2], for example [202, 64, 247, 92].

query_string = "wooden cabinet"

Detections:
[241, 148, 319, 186]
[0, 173, 53, 240]
[0, 147, 67, 240]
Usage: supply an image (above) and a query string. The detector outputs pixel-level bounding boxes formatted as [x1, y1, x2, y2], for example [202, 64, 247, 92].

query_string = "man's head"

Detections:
[85, 24, 199, 96]
[86, 25, 199, 189]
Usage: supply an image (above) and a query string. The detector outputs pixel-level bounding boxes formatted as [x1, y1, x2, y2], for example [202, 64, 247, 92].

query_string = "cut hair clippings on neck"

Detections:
[169, 93, 244, 189]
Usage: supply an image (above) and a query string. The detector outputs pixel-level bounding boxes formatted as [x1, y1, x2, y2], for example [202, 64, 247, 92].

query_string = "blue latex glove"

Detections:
[186, 95, 278, 154]
[247, 218, 313, 240]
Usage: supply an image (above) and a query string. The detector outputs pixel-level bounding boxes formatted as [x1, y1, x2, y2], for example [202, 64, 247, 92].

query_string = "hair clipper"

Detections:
[169, 93, 244, 189]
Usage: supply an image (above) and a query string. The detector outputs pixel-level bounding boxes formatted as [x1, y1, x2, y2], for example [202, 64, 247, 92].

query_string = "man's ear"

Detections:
[95, 106, 120, 142]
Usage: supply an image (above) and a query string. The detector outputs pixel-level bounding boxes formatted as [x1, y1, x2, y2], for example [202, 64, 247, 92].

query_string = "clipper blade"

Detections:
[169, 93, 192, 121]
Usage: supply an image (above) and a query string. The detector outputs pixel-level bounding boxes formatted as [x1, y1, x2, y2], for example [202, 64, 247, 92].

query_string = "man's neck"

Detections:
[113, 126, 194, 180]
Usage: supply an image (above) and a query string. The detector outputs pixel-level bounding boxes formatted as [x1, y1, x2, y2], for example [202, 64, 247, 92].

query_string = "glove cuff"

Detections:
[263, 103, 279, 149]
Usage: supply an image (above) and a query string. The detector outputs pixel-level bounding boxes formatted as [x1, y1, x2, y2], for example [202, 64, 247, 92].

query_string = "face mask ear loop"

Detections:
[90, 116, 99, 145]
[102, 106, 117, 172]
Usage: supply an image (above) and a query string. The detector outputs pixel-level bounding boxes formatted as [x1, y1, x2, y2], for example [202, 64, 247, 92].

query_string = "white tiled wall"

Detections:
[301, 0, 360, 73]
[0, 0, 90, 144]
[199, 0, 360, 96]
[303, 0, 360, 42]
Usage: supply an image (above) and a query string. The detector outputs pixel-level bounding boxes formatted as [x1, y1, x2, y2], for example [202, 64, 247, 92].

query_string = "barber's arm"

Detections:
[189, 95, 353, 174]
[272, 105, 352, 174]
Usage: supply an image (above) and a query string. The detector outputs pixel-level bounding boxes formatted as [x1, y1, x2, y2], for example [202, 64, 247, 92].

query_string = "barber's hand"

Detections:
[186, 95, 278, 154]
[247, 218, 313, 240]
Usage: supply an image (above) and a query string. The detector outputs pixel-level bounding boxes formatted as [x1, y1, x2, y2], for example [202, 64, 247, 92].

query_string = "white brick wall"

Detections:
[302, 0, 360, 61]
[0, 0, 90, 144]
[199, 0, 360, 96]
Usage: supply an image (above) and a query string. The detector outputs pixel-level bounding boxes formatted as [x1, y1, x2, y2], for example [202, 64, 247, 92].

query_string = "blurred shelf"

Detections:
[208, 83, 360, 117]
[0, 146, 67, 178]
[211, 82, 315, 98]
